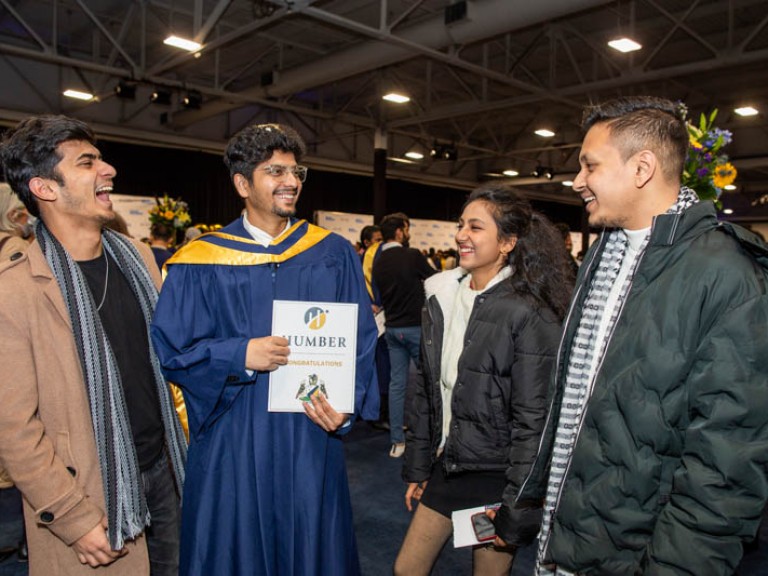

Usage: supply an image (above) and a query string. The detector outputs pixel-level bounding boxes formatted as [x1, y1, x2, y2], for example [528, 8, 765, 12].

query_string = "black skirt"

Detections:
[419, 458, 507, 519]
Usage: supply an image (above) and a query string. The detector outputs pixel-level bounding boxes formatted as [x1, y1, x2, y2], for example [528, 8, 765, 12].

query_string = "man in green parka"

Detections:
[521, 96, 768, 575]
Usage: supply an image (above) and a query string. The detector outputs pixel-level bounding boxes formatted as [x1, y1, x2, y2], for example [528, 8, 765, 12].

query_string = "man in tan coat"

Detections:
[0, 116, 186, 575]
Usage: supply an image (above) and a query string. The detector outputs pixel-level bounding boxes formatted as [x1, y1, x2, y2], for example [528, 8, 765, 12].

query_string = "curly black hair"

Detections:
[223, 123, 307, 181]
[464, 184, 575, 321]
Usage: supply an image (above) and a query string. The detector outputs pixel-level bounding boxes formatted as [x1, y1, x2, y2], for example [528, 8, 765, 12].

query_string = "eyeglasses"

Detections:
[257, 164, 308, 183]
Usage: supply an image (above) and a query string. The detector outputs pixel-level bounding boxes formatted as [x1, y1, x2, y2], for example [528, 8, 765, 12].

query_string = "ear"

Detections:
[633, 150, 657, 188]
[233, 173, 251, 199]
[500, 235, 517, 256]
[28, 177, 57, 203]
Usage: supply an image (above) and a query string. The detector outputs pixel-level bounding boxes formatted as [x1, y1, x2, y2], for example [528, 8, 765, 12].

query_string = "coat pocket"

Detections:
[54, 432, 78, 479]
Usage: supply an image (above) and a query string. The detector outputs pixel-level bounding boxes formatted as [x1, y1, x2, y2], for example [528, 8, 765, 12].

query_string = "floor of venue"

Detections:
[344, 420, 768, 576]
[1, 421, 765, 576]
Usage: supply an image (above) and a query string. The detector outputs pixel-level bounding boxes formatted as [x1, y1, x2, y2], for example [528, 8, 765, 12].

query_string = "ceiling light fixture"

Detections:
[608, 37, 642, 53]
[429, 143, 457, 161]
[503, 169, 519, 177]
[534, 128, 555, 138]
[114, 81, 137, 100]
[150, 88, 172, 105]
[532, 166, 554, 179]
[164, 35, 202, 52]
[734, 106, 759, 117]
[382, 92, 410, 104]
[404, 151, 424, 160]
[63, 89, 94, 101]
[182, 90, 203, 109]
[562, 180, 574, 187]
[723, 208, 734, 215]
[724, 184, 737, 191]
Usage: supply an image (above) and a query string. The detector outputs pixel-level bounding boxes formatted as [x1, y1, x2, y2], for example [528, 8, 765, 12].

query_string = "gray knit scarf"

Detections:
[37, 222, 186, 550]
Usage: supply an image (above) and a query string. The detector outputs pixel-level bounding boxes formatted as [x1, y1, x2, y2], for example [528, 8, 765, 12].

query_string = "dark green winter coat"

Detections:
[519, 201, 768, 575]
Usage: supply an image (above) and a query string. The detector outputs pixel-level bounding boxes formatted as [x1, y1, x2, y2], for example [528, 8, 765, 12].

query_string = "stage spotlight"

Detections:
[182, 90, 202, 109]
[532, 166, 554, 179]
[114, 81, 137, 100]
[430, 143, 458, 161]
[150, 88, 172, 105]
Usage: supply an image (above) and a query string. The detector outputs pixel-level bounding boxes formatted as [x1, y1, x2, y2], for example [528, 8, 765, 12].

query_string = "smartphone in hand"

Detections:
[470, 512, 496, 542]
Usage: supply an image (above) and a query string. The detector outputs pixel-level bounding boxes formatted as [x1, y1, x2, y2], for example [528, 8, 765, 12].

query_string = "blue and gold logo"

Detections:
[304, 307, 328, 330]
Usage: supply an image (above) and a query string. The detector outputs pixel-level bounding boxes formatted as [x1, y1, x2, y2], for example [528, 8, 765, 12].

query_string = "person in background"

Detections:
[0, 115, 186, 575]
[362, 214, 408, 432]
[0, 180, 32, 570]
[554, 222, 579, 275]
[372, 214, 436, 458]
[180, 225, 201, 248]
[359, 224, 382, 259]
[150, 123, 378, 576]
[0, 182, 33, 260]
[442, 248, 457, 270]
[522, 96, 768, 575]
[426, 248, 439, 270]
[149, 222, 174, 271]
[395, 185, 573, 575]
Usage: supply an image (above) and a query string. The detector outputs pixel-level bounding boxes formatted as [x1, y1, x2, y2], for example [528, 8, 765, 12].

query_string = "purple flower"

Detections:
[697, 167, 710, 178]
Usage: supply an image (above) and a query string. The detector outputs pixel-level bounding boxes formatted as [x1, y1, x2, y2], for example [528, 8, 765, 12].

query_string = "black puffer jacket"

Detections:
[403, 267, 562, 545]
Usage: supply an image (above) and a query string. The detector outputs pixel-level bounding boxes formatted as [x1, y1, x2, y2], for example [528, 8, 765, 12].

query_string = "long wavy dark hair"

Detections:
[464, 184, 575, 321]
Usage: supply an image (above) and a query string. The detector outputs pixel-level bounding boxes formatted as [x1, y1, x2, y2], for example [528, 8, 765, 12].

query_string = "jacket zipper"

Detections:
[537, 230, 652, 560]
[517, 233, 604, 499]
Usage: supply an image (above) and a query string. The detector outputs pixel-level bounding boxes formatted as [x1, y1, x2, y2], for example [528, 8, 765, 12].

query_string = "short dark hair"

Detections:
[223, 123, 306, 182]
[150, 222, 174, 242]
[582, 96, 688, 184]
[379, 215, 407, 242]
[1, 115, 95, 217]
[380, 212, 410, 227]
[360, 224, 380, 245]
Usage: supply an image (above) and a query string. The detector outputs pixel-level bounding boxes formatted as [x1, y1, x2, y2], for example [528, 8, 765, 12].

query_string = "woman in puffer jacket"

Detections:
[395, 185, 574, 575]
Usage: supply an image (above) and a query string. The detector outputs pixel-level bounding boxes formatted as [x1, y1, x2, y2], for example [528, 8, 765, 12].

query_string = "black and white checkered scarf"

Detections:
[37, 223, 186, 550]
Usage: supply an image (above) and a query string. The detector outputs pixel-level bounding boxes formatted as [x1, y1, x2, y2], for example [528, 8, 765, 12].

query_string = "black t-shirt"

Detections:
[78, 252, 164, 470]
[372, 245, 436, 327]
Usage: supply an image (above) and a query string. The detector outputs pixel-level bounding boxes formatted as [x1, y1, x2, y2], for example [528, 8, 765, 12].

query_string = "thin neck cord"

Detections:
[95, 249, 109, 311]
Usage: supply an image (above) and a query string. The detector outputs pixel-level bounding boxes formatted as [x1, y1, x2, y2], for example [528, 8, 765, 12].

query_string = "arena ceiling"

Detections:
[1, 0, 768, 219]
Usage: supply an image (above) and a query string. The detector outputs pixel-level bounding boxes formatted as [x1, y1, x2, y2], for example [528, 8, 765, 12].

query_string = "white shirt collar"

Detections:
[380, 241, 403, 251]
[241, 213, 291, 247]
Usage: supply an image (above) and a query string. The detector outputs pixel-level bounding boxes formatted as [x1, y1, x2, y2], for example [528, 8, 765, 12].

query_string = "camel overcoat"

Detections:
[0, 236, 161, 576]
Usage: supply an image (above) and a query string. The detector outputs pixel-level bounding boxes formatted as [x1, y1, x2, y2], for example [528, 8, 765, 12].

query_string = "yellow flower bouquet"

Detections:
[149, 194, 192, 231]
[682, 108, 737, 204]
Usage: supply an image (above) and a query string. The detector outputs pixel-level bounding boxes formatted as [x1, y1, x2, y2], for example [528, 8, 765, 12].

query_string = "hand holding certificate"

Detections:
[269, 300, 358, 413]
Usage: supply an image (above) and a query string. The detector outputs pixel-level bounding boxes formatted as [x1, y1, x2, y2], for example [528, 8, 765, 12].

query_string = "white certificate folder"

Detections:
[268, 300, 358, 413]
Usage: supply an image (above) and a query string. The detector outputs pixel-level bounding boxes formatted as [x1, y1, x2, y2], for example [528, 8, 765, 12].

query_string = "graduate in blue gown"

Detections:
[150, 123, 378, 576]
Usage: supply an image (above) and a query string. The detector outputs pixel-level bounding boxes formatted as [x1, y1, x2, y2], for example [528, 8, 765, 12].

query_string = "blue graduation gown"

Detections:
[150, 218, 378, 576]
